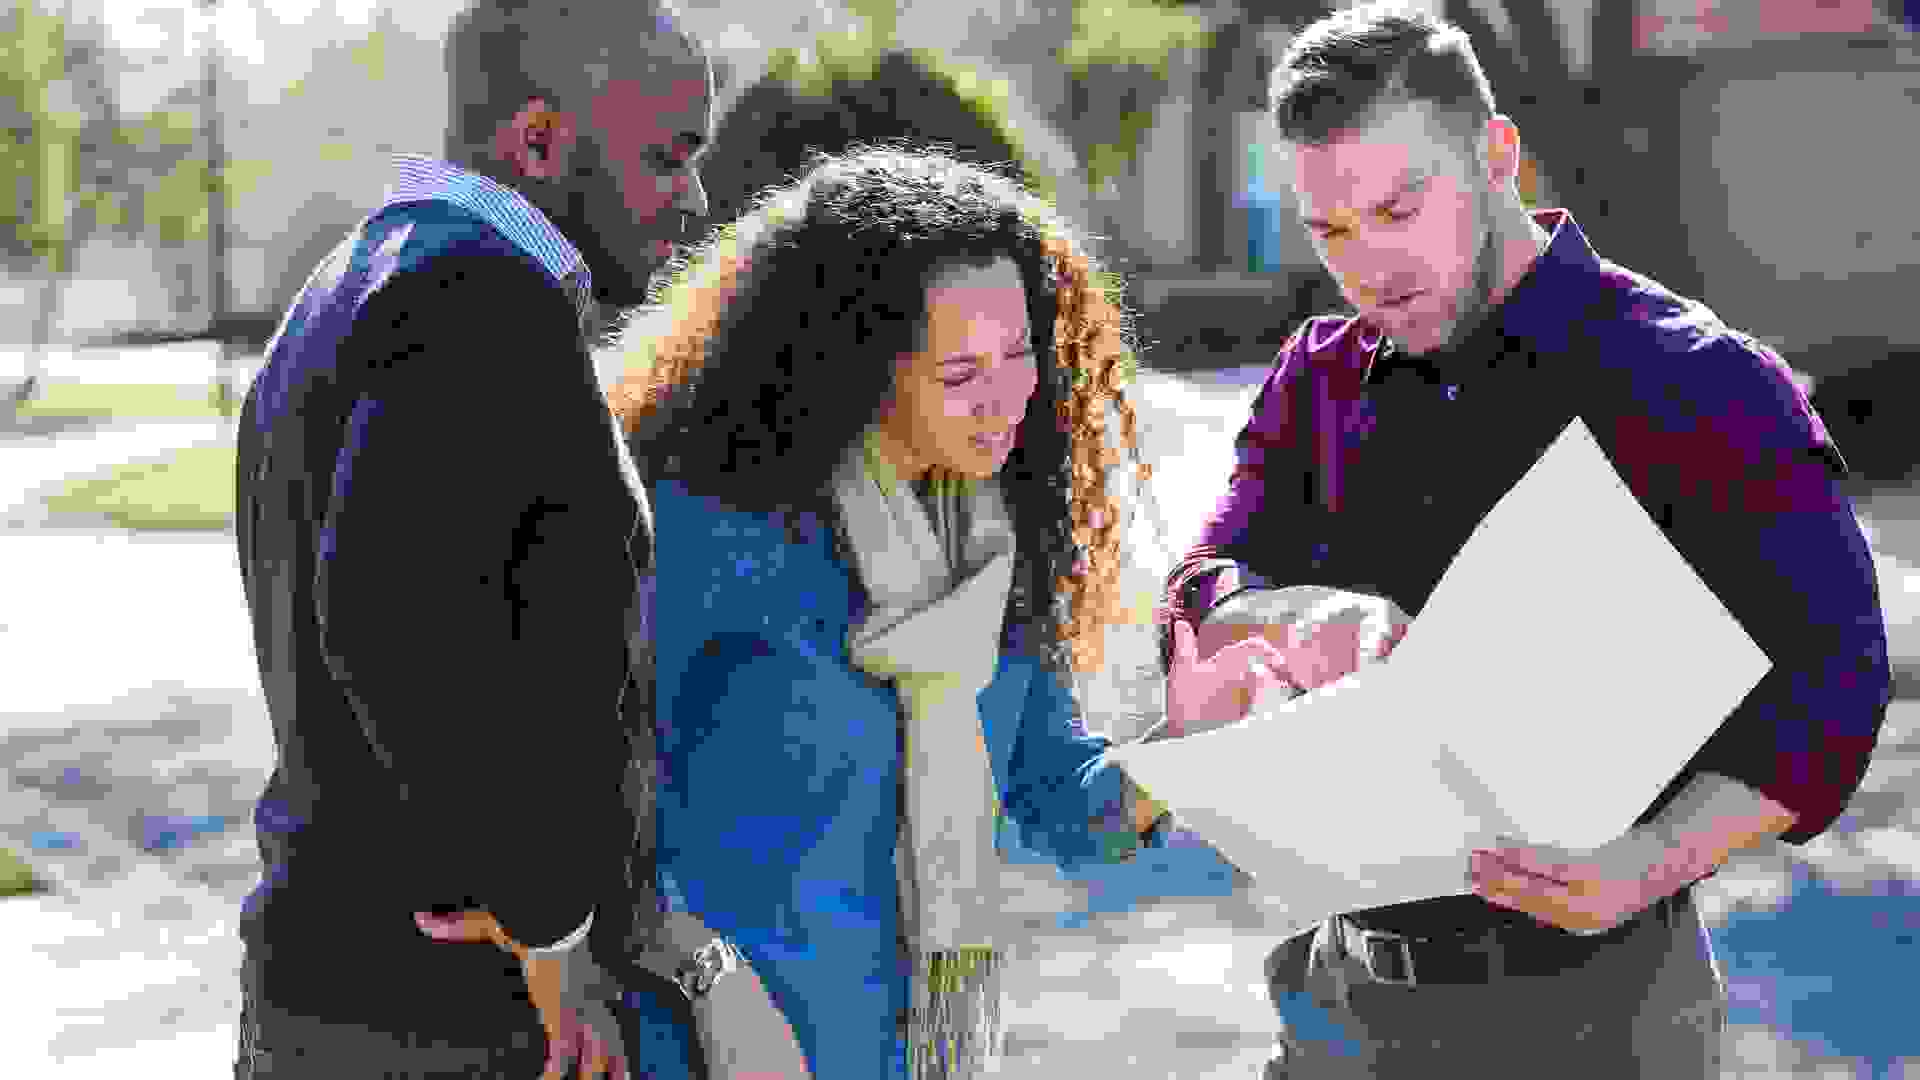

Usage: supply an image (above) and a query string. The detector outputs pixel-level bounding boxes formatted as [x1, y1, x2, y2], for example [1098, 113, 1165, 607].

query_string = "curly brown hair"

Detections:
[606, 141, 1149, 675]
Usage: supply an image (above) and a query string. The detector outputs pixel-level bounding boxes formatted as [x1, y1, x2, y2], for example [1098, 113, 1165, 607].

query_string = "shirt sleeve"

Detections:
[1159, 323, 1321, 664]
[315, 250, 638, 948]
[1595, 331, 1893, 844]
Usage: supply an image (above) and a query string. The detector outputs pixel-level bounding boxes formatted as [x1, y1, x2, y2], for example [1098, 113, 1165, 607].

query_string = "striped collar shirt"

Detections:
[379, 153, 593, 327]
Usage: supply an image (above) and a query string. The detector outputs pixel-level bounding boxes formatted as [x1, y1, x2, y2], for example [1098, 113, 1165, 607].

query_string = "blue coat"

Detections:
[637, 477, 1236, 1078]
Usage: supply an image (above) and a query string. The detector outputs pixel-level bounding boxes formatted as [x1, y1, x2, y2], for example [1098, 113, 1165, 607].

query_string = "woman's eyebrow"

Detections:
[944, 339, 1032, 364]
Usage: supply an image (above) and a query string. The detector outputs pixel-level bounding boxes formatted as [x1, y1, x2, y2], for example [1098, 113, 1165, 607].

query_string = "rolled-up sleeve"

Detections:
[1599, 332, 1892, 844]
[1160, 328, 1320, 661]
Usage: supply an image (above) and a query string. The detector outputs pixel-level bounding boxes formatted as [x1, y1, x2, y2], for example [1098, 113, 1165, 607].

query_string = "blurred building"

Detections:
[11, 0, 1914, 403]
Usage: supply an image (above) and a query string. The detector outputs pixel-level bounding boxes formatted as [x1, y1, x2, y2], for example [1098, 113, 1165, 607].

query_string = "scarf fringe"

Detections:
[907, 945, 1005, 1079]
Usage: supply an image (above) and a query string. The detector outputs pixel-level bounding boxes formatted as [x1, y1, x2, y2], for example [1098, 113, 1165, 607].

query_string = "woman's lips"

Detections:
[971, 429, 1014, 455]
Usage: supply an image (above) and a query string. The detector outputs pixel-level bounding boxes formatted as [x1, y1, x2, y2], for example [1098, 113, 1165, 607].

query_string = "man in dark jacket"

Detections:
[1160, 5, 1892, 1077]
[231, 3, 714, 1075]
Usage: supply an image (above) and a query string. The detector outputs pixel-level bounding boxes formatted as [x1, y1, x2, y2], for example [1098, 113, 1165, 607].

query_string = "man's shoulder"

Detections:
[1585, 263, 1841, 469]
[1590, 263, 1810, 402]
[364, 200, 561, 291]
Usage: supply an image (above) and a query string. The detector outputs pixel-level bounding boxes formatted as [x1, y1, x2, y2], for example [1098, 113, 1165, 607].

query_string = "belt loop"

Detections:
[1473, 924, 1506, 981]
[1310, 916, 1354, 1010]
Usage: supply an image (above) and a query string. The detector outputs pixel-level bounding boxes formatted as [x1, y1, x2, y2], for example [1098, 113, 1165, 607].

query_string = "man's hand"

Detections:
[1467, 827, 1712, 935]
[1165, 619, 1293, 737]
[414, 909, 629, 1080]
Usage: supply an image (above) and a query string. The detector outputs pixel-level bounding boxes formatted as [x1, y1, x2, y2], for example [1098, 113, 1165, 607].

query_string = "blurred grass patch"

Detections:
[12, 381, 223, 421]
[43, 443, 236, 530]
[0, 845, 42, 897]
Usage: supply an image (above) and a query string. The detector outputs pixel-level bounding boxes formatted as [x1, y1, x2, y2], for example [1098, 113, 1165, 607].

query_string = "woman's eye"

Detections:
[1380, 207, 1417, 224]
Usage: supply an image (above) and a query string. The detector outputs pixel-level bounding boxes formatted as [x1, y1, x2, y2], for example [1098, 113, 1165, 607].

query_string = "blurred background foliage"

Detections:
[709, 38, 1055, 219]
[1055, 0, 1212, 191]
[1, 1, 272, 267]
[711, 0, 1214, 218]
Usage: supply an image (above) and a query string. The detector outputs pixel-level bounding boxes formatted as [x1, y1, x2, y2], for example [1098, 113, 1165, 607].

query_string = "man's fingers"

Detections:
[540, 1036, 570, 1080]
[413, 910, 496, 942]
[1491, 838, 1582, 887]
[1173, 618, 1197, 668]
[583, 1027, 610, 1080]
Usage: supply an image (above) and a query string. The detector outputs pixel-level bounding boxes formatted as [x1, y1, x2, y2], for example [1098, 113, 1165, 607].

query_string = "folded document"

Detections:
[1109, 417, 1771, 916]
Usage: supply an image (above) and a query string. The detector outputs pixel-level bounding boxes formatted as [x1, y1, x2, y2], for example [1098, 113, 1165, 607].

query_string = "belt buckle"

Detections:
[1356, 929, 1417, 987]
[674, 937, 740, 1002]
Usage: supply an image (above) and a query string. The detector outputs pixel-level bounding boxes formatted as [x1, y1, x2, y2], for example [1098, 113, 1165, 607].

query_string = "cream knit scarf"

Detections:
[833, 429, 1016, 1078]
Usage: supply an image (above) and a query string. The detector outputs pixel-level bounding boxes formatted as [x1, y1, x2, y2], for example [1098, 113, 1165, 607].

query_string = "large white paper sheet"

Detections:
[1111, 417, 1771, 914]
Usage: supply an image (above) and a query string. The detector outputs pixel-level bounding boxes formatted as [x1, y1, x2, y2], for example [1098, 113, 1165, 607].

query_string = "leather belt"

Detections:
[1326, 891, 1686, 988]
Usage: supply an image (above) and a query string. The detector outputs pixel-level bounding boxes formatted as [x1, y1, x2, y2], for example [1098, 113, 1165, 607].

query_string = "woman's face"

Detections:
[875, 257, 1040, 482]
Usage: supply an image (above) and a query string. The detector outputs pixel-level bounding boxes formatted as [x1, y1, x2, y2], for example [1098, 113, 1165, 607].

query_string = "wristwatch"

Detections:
[673, 936, 742, 1002]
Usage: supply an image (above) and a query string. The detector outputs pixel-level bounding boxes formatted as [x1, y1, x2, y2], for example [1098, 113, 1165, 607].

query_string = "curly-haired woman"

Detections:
[606, 143, 1290, 1080]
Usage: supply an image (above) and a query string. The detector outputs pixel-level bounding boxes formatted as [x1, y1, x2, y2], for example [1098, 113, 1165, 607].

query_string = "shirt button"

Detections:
[1444, 384, 1460, 401]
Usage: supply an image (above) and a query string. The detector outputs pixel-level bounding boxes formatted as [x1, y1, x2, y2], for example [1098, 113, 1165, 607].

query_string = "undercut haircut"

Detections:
[1269, 3, 1497, 158]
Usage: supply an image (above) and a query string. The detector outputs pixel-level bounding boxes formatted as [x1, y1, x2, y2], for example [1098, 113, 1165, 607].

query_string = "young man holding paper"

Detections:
[1157, 5, 1893, 1076]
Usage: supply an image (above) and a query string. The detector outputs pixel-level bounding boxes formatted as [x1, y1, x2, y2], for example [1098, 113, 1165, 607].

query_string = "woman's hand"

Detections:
[1165, 619, 1293, 737]
[1274, 589, 1410, 691]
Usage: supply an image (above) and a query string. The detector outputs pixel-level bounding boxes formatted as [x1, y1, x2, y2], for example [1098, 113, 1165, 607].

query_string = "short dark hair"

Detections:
[1269, 3, 1496, 153]
[443, 0, 710, 177]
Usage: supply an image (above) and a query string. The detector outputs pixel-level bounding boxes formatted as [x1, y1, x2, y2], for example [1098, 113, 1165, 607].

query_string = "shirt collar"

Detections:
[1365, 208, 1606, 386]
[379, 154, 592, 302]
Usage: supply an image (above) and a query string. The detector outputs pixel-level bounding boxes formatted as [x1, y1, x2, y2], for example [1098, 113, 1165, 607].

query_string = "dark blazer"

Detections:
[235, 190, 647, 1035]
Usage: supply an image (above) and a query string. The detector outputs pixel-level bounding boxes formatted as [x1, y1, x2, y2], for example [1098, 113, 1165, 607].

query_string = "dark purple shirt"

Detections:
[1163, 209, 1891, 849]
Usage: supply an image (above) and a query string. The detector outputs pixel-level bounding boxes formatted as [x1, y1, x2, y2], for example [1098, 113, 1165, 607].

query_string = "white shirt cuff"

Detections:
[524, 910, 595, 956]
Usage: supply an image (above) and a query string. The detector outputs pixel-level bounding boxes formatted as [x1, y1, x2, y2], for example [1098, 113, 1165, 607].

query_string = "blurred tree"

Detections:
[1054, 0, 1213, 194]
[3, 0, 107, 399]
[1, 0, 271, 403]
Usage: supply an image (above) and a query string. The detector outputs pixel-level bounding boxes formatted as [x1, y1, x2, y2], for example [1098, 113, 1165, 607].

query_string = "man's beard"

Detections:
[1392, 195, 1502, 357]
[549, 186, 676, 309]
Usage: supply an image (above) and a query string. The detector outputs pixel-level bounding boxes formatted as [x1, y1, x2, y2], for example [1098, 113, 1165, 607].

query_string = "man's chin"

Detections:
[1383, 323, 1446, 357]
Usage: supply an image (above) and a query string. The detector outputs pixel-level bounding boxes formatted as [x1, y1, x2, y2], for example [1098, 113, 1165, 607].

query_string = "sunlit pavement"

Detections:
[2, 361, 1918, 1075]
